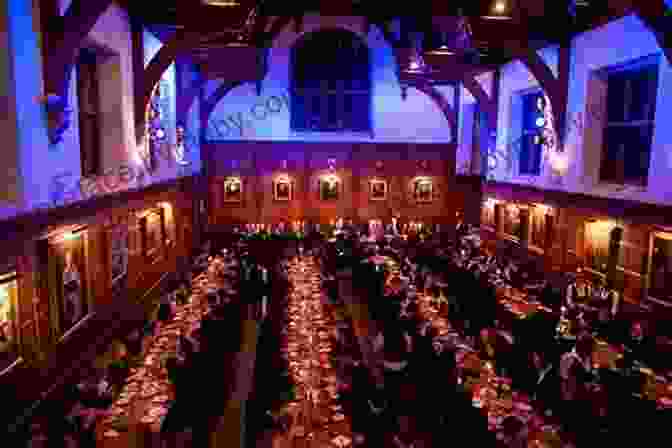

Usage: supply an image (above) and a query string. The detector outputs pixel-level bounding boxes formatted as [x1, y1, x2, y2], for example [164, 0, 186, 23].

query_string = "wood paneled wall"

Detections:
[0, 181, 197, 389]
[482, 196, 660, 305]
[205, 141, 461, 227]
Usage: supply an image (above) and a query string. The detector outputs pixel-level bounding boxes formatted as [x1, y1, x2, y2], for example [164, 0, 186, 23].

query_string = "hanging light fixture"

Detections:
[482, 0, 513, 20]
[425, 32, 455, 56]
[403, 32, 427, 73]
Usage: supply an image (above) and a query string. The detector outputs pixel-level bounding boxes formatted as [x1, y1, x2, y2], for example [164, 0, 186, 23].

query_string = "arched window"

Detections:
[291, 29, 371, 133]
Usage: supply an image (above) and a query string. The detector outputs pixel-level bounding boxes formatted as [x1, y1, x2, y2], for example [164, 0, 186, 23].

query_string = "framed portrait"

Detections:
[649, 232, 672, 303]
[274, 178, 293, 201]
[223, 178, 243, 203]
[110, 225, 129, 300]
[61, 245, 86, 332]
[413, 178, 433, 203]
[319, 176, 340, 201]
[369, 179, 388, 201]
[0, 273, 18, 355]
[140, 208, 166, 261]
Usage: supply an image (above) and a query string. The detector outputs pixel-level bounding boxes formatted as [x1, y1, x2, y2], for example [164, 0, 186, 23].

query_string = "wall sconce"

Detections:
[533, 203, 552, 215]
[484, 198, 500, 209]
[550, 151, 568, 174]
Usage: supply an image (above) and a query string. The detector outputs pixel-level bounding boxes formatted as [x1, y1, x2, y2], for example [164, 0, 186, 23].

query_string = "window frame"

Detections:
[290, 29, 372, 134]
[76, 47, 103, 178]
[518, 90, 545, 177]
[598, 56, 659, 187]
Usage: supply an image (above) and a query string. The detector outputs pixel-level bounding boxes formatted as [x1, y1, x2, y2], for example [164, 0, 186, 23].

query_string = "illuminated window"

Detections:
[291, 29, 371, 132]
[519, 91, 544, 176]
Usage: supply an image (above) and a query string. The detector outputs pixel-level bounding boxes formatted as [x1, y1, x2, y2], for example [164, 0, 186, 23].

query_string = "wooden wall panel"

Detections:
[207, 142, 460, 227]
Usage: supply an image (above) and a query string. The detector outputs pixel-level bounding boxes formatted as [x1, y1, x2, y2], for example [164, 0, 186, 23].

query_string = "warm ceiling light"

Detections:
[204, 1, 239, 6]
[482, 0, 512, 20]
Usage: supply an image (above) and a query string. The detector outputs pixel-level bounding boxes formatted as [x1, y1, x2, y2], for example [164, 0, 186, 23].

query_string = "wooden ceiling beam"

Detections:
[43, 0, 114, 143]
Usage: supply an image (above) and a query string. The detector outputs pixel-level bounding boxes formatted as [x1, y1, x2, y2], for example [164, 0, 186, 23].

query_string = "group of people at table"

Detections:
[318, 223, 672, 447]
[26, 247, 252, 448]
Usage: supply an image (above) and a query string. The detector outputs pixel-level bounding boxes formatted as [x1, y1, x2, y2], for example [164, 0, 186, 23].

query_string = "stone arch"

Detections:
[404, 81, 457, 132]
[200, 81, 251, 131]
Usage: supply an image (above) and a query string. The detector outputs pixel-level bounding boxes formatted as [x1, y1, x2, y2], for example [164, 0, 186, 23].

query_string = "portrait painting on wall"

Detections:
[223, 178, 243, 203]
[0, 274, 17, 355]
[62, 249, 84, 331]
[650, 233, 672, 302]
[413, 178, 433, 203]
[140, 208, 166, 261]
[320, 176, 340, 201]
[274, 178, 293, 201]
[369, 179, 388, 201]
[110, 225, 129, 299]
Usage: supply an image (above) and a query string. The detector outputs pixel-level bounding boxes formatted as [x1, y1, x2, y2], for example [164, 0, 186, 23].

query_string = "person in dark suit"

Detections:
[622, 321, 656, 367]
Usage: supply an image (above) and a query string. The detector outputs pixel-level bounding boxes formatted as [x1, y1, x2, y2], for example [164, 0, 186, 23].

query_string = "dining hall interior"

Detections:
[1, 0, 672, 447]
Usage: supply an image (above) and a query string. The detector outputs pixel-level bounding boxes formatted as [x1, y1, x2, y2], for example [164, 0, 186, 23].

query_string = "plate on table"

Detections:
[103, 430, 121, 438]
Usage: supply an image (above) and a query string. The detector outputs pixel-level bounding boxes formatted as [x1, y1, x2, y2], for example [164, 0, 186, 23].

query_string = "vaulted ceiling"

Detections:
[122, 0, 639, 83]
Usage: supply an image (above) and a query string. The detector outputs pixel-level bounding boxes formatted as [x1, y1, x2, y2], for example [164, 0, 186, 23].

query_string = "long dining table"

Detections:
[381, 255, 571, 447]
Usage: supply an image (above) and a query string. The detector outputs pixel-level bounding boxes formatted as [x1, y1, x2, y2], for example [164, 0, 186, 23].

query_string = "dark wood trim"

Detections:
[202, 81, 249, 126]
[131, 15, 145, 132]
[634, 2, 672, 64]
[44, 0, 113, 99]
[405, 80, 458, 131]
[0, 177, 196, 261]
[556, 41, 571, 145]
[484, 181, 672, 228]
